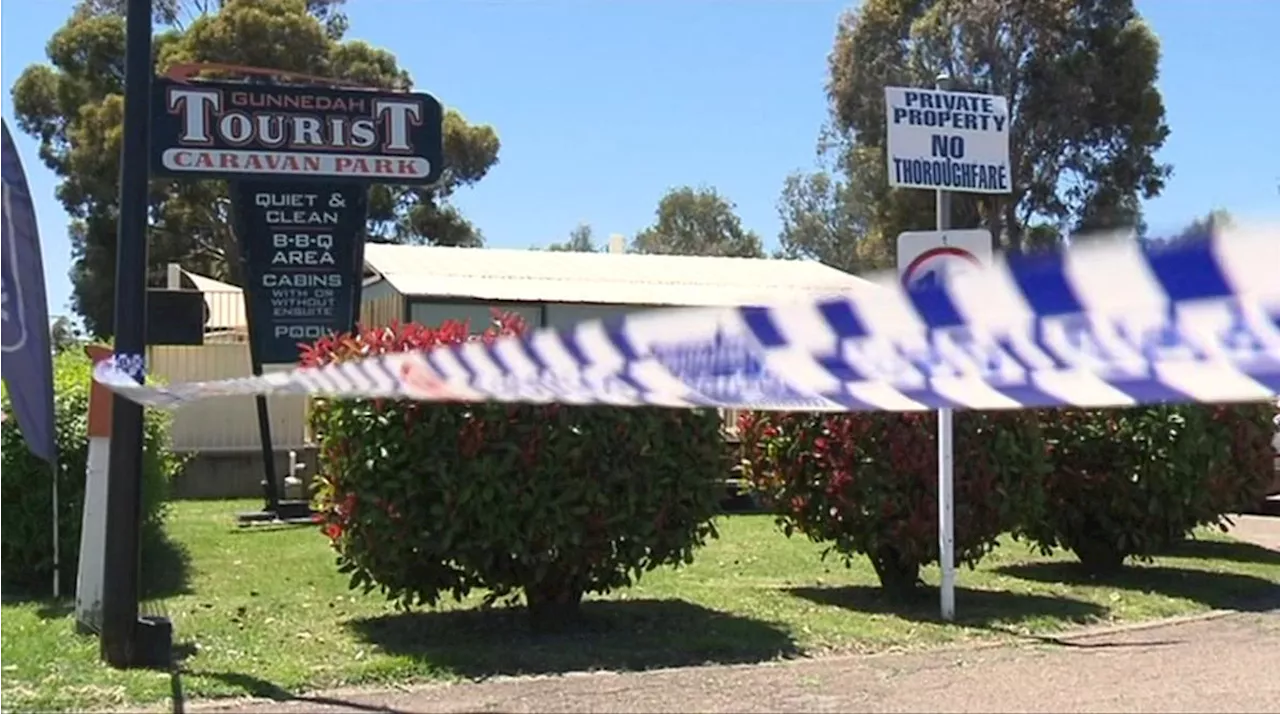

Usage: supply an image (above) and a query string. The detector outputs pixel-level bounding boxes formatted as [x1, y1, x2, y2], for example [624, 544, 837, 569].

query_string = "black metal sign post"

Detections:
[100, 0, 158, 670]
[102, 3, 221, 669]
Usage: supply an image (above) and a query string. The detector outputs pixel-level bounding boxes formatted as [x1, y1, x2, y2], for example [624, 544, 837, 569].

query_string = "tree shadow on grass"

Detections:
[348, 598, 800, 680]
[140, 529, 195, 600]
[1164, 538, 1280, 568]
[17, 530, 193, 620]
[171, 644, 408, 714]
[786, 585, 1185, 650]
[787, 584, 1109, 636]
[3, 529, 193, 624]
[227, 522, 317, 535]
[995, 562, 1280, 612]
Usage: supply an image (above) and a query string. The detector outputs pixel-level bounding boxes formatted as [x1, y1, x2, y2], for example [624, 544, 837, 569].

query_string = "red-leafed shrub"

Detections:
[738, 410, 1047, 594]
[1017, 402, 1278, 574]
[303, 312, 724, 630]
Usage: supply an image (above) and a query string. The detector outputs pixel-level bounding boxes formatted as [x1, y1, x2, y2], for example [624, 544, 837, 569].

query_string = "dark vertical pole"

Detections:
[349, 189, 369, 331]
[249, 364, 280, 512]
[228, 188, 281, 514]
[101, 0, 152, 668]
[934, 73, 956, 622]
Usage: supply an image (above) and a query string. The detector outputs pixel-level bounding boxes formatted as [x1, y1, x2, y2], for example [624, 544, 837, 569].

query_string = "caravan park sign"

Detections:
[147, 64, 446, 367]
[151, 73, 444, 185]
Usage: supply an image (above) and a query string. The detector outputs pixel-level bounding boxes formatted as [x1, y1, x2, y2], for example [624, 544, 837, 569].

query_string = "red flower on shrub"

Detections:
[324, 522, 343, 541]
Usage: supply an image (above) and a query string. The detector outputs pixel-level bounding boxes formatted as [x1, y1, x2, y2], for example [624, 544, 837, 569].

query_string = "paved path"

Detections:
[189, 518, 1280, 714]
[1230, 514, 1280, 550]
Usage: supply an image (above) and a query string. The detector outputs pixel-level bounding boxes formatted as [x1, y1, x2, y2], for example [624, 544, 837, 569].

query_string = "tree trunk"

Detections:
[524, 580, 586, 634]
[870, 545, 921, 597]
[1004, 199, 1023, 254]
[987, 195, 1004, 253]
[1066, 533, 1127, 576]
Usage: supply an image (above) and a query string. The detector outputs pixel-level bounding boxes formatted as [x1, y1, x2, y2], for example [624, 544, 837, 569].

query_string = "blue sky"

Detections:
[3, 0, 1277, 318]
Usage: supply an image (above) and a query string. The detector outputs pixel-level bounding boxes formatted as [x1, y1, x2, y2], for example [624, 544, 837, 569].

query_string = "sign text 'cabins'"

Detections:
[230, 180, 368, 364]
[151, 77, 444, 185]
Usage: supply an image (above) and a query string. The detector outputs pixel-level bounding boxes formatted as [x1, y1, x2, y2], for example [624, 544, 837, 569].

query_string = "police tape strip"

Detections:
[94, 226, 1280, 412]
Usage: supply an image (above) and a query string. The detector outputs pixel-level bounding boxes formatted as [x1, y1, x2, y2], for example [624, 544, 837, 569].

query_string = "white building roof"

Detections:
[180, 269, 246, 330]
[362, 244, 882, 307]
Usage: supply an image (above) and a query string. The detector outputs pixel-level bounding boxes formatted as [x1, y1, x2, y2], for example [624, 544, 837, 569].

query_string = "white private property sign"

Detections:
[884, 86, 1012, 195]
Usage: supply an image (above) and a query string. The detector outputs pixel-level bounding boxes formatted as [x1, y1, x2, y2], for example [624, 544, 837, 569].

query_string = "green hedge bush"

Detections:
[305, 315, 725, 630]
[737, 409, 1046, 594]
[1, 349, 183, 595]
[738, 399, 1276, 582]
[1017, 403, 1278, 574]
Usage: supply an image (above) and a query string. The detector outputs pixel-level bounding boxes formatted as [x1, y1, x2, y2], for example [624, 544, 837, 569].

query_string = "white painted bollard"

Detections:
[75, 345, 116, 633]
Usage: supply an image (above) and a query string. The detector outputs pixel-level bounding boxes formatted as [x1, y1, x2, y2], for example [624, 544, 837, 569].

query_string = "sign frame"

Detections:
[150, 66, 444, 186]
[884, 86, 1012, 195]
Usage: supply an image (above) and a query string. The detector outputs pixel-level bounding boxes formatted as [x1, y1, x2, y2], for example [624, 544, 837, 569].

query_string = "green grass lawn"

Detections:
[3, 500, 1278, 713]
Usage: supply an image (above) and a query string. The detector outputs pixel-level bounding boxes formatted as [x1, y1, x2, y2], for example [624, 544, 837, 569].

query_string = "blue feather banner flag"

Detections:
[94, 225, 1280, 412]
[2, 120, 58, 461]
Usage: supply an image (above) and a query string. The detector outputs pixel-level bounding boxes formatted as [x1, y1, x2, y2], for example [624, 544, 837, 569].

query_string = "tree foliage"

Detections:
[779, 0, 1172, 272]
[1166, 208, 1233, 246]
[545, 223, 599, 253]
[12, 0, 500, 336]
[777, 140, 887, 272]
[633, 186, 764, 258]
[49, 315, 87, 354]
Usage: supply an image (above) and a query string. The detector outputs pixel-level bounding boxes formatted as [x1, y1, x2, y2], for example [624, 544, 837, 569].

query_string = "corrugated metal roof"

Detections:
[362, 244, 882, 306]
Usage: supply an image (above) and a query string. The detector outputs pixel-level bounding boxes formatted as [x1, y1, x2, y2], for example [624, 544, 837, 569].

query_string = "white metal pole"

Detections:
[935, 74, 956, 622]
[53, 462, 61, 599]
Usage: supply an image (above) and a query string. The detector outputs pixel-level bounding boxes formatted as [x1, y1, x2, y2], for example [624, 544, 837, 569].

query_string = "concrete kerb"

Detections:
[1042, 608, 1238, 643]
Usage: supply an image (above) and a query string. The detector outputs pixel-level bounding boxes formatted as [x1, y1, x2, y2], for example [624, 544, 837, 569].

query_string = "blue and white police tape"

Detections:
[94, 226, 1280, 413]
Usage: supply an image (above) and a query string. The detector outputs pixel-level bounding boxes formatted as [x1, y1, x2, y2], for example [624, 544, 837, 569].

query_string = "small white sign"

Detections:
[896, 229, 994, 289]
[884, 86, 1012, 195]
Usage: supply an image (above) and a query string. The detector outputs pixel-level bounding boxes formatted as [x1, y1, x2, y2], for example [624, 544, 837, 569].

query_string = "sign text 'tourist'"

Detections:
[150, 78, 444, 185]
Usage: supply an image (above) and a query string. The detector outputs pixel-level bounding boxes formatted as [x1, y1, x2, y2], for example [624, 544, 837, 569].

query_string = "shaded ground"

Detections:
[184, 514, 1280, 714]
